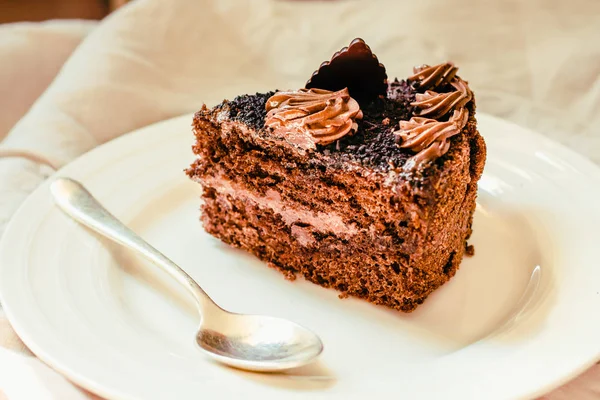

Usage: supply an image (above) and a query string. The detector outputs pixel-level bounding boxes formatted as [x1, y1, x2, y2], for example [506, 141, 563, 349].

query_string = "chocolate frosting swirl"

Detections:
[411, 78, 473, 119]
[265, 88, 363, 148]
[396, 108, 469, 169]
[396, 61, 473, 170]
[407, 63, 458, 90]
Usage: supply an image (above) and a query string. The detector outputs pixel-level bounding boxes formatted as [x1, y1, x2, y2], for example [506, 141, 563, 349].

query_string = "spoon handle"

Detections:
[50, 177, 220, 313]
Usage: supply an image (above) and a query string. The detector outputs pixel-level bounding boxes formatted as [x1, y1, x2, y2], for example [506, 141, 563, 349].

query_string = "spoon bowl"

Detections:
[197, 313, 323, 371]
[50, 177, 323, 372]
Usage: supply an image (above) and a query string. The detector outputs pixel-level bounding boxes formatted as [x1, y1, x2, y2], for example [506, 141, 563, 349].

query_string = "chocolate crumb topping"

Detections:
[466, 244, 475, 256]
[226, 91, 275, 129]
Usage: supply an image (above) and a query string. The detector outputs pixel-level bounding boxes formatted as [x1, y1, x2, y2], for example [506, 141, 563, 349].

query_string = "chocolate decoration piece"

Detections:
[305, 38, 387, 105]
[265, 88, 363, 148]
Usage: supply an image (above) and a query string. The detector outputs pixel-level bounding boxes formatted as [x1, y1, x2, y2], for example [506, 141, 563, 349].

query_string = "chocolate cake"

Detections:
[187, 39, 486, 312]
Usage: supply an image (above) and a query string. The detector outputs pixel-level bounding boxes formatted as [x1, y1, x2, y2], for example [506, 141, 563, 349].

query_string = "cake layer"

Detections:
[200, 187, 465, 312]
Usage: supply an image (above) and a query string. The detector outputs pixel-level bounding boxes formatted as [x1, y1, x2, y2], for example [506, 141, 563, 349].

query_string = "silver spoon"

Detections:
[50, 177, 323, 371]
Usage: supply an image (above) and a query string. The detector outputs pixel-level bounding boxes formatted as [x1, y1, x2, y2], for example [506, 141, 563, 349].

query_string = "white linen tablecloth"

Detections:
[1, 0, 599, 398]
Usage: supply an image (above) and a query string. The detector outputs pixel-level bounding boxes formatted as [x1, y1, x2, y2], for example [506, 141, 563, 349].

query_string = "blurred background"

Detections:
[0, 0, 127, 22]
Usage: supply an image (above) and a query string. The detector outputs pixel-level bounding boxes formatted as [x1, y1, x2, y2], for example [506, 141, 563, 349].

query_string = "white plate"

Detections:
[1, 113, 599, 400]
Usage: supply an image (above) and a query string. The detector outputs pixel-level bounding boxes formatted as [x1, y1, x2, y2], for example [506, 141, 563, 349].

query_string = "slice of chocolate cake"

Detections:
[187, 39, 486, 312]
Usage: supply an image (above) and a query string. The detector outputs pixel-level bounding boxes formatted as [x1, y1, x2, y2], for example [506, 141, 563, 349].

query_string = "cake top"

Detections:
[221, 38, 474, 175]
[226, 82, 416, 172]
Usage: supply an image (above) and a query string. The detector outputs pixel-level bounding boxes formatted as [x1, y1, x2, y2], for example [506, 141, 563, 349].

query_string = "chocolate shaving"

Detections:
[305, 38, 387, 105]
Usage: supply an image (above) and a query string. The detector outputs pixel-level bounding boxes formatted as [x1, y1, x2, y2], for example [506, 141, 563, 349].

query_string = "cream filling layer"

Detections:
[201, 176, 359, 237]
